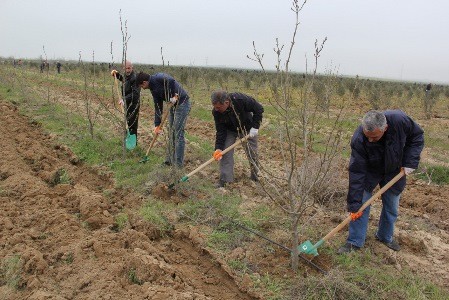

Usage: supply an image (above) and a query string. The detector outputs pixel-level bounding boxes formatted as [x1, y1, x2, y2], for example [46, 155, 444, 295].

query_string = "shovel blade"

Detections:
[125, 133, 137, 150]
[139, 155, 149, 163]
[298, 240, 319, 256]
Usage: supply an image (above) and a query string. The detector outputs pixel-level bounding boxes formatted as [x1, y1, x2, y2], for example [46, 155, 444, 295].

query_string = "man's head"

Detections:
[124, 60, 133, 76]
[136, 71, 150, 89]
[362, 110, 388, 142]
[211, 90, 230, 113]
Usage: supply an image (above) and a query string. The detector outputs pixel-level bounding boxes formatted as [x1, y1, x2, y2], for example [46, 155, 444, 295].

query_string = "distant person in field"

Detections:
[136, 71, 191, 168]
[111, 61, 141, 144]
[338, 110, 424, 254]
[210, 90, 264, 188]
[425, 83, 432, 92]
[56, 61, 62, 74]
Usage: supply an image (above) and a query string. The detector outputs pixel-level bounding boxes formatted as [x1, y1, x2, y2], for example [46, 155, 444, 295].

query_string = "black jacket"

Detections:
[213, 93, 264, 150]
[117, 71, 140, 105]
[347, 110, 424, 212]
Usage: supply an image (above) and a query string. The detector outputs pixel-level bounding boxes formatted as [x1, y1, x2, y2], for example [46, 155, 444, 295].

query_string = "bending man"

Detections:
[211, 90, 264, 188]
[338, 110, 424, 253]
[136, 71, 191, 167]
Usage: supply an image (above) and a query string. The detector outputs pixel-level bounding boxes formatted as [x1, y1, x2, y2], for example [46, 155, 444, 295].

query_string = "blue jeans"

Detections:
[166, 99, 191, 167]
[347, 189, 401, 248]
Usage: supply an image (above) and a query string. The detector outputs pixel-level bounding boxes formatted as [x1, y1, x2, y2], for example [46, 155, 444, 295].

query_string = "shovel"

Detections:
[114, 76, 136, 150]
[139, 103, 173, 163]
[298, 169, 405, 256]
[167, 122, 268, 189]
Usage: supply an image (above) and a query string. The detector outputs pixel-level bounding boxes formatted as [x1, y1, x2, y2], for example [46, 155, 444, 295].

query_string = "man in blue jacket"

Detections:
[211, 90, 264, 188]
[338, 110, 424, 253]
[136, 71, 191, 167]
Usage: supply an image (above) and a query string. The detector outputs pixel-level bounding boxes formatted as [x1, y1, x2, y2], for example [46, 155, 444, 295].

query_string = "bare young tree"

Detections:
[117, 10, 131, 155]
[78, 51, 101, 138]
[161, 47, 165, 67]
[42, 45, 51, 103]
[248, 0, 348, 271]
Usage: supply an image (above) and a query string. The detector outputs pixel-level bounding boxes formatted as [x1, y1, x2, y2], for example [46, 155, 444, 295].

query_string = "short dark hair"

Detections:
[135, 71, 150, 86]
[211, 90, 229, 104]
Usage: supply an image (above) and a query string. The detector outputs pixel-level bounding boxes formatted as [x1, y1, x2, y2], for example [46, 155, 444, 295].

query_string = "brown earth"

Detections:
[0, 101, 259, 300]
[2, 74, 449, 298]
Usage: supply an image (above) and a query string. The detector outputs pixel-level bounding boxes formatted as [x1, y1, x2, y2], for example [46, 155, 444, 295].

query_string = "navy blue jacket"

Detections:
[213, 92, 264, 150]
[347, 110, 424, 212]
[148, 73, 189, 126]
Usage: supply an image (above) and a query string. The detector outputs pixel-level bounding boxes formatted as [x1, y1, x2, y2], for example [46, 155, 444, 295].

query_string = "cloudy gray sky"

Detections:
[1, 0, 448, 83]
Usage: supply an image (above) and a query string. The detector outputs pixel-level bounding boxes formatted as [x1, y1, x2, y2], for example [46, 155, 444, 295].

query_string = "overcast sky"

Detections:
[1, 0, 448, 84]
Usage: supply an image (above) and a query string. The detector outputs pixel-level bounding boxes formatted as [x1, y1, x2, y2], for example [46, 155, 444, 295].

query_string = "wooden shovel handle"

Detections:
[184, 122, 269, 179]
[144, 103, 173, 156]
[322, 169, 405, 243]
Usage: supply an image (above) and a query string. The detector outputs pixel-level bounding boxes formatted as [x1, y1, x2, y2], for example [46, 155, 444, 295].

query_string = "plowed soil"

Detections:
[0, 101, 258, 300]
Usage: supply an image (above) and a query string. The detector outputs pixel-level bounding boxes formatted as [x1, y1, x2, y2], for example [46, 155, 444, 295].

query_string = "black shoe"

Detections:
[375, 234, 400, 251]
[337, 242, 360, 254]
[214, 180, 226, 188]
[250, 173, 258, 182]
[162, 161, 172, 167]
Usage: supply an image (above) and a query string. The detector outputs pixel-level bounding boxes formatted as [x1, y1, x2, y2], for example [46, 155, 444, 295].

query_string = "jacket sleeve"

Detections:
[115, 73, 125, 97]
[153, 99, 163, 127]
[152, 76, 165, 126]
[402, 117, 424, 169]
[116, 72, 124, 82]
[347, 131, 367, 212]
[213, 112, 227, 150]
[124, 76, 140, 103]
[168, 78, 178, 98]
[242, 95, 264, 129]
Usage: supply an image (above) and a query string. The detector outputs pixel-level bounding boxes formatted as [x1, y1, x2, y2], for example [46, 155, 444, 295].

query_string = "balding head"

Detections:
[124, 60, 133, 76]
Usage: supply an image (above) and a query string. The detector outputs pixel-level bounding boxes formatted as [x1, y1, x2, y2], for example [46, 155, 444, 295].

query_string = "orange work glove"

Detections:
[153, 126, 162, 135]
[213, 149, 223, 161]
[350, 211, 363, 221]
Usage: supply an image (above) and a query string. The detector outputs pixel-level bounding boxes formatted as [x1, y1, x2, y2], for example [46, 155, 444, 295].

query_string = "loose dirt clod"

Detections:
[151, 183, 175, 199]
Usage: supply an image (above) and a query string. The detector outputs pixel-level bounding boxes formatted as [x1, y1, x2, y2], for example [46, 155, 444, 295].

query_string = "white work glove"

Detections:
[169, 94, 179, 104]
[404, 167, 415, 175]
[111, 69, 118, 77]
[118, 98, 124, 106]
[249, 127, 258, 138]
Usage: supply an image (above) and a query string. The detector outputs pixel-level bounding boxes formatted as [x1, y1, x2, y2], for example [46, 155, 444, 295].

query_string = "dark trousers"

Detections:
[125, 98, 140, 138]
[220, 130, 259, 182]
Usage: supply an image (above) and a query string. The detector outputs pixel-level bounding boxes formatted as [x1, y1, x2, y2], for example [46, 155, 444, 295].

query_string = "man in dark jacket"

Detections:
[136, 71, 191, 167]
[338, 110, 424, 253]
[211, 90, 264, 188]
[56, 61, 62, 74]
[111, 61, 141, 143]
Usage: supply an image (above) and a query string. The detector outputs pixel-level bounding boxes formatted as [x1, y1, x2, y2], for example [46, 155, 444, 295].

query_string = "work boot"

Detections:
[375, 234, 400, 251]
[250, 171, 258, 182]
[337, 242, 360, 254]
[214, 180, 226, 188]
[162, 161, 172, 167]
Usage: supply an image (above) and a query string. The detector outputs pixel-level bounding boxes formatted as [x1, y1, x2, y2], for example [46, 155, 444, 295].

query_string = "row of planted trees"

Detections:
[5, 57, 448, 120]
